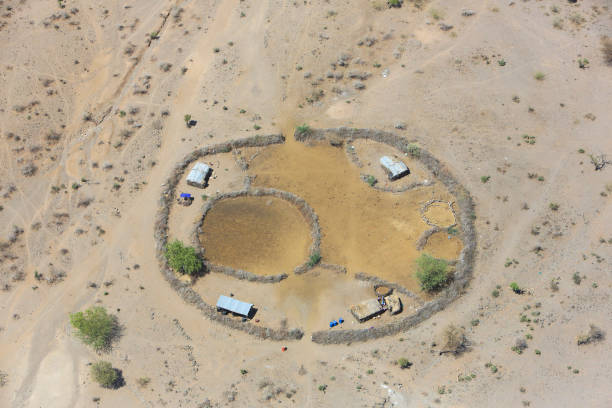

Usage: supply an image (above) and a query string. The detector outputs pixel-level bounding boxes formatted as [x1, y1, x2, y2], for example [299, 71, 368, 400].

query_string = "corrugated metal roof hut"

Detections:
[216, 295, 253, 317]
[350, 298, 384, 322]
[186, 162, 212, 188]
[380, 156, 409, 181]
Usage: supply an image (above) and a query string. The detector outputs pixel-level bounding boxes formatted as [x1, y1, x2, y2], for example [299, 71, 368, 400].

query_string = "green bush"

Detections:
[165, 240, 202, 276]
[91, 361, 119, 388]
[308, 252, 321, 267]
[397, 358, 412, 369]
[406, 143, 420, 157]
[415, 254, 448, 292]
[296, 124, 310, 134]
[70, 307, 118, 352]
[510, 282, 523, 294]
[365, 174, 377, 186]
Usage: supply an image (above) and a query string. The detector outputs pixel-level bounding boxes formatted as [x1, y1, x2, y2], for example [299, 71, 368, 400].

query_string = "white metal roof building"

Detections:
[380, 156, 410, 180]
[216, 295, 253, 317]
[186, 162, 212, 188]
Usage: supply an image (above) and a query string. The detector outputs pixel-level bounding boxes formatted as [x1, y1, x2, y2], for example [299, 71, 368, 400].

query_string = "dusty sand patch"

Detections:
[195, 266, 421, 332]
[25, 344, 77, 408]
[248, 138, 460, 291]
[423, 201, 456, 228]
[199, 195, 312, 276]
[423, 230, 463, 260]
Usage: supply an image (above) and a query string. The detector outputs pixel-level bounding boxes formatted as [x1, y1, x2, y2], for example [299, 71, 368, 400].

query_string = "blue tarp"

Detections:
[180, 193, 192, 198]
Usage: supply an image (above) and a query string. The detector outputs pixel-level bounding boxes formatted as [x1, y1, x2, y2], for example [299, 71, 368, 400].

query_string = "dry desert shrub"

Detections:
[577, 325, 605, 345]
[603, 37, 612, 66]
[46, 130, 62, 143]
[21, 163, 37, 177]
[568, 12, 585, 25]
[512, 338, 528, 354]
[136, 377, 151, 387]
[441, 324, 468, 355]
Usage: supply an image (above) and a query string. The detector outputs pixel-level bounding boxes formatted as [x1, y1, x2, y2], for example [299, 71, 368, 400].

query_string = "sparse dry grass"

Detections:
[568, 12, 585, 26]
[430, 8, 444, 20]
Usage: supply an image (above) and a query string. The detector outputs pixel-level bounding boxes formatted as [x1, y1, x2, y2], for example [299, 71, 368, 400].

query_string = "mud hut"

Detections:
[384, 294, 402, 315]
[350, 298, 384, 322]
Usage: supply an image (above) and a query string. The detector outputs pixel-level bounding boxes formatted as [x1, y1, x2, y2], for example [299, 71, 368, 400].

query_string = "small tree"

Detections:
[91, 361, 119, 388]
[165, 240, 202, 276]
[70, 307, 118, 352]
[415, 254, 448, 292]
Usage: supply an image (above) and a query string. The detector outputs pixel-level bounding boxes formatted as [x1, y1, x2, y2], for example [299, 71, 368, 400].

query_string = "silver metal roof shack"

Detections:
[380, 156, 410, 181]
[186, 162, 212, 188]
[216, 295, 253, 317]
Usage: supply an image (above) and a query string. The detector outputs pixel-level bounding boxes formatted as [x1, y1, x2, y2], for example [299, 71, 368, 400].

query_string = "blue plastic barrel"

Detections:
[329, 321, 334, 328]
[339, 318, 344, 324]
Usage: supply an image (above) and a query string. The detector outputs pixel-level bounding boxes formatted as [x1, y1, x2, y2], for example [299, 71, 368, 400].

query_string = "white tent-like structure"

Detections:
[380, 156, 409, 181]
[186, 162, 212, 188]
[216, 295, 253, 317]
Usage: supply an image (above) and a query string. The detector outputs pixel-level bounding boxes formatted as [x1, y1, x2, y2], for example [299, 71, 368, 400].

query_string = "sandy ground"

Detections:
[249, 138, 457, 290]
[200, 195, 312, 275]
[1, 0, 611, 407]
